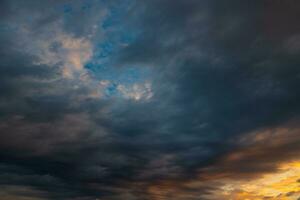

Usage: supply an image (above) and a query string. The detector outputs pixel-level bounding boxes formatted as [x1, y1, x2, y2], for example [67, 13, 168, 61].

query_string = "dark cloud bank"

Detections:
[0, 0, 300, 199]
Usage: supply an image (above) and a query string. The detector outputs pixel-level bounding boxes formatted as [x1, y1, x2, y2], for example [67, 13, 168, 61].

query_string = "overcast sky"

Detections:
[0, 0, 300, 199]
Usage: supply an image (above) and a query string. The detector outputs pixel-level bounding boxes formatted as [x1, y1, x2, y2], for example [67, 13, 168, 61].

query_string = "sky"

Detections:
[0, 0, 300, 199]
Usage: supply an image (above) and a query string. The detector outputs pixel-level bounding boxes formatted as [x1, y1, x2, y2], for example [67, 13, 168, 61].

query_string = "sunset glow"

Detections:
[0, 1, 300, 199]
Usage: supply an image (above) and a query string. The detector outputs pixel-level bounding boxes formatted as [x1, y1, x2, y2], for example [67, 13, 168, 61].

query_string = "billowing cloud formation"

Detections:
[1, 0, 300, 199]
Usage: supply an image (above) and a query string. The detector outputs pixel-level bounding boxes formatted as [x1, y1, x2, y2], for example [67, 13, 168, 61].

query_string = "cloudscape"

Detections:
[0, 0, 300, 199]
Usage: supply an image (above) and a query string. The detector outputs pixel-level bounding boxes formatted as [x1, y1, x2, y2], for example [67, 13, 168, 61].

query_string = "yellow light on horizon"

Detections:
[218, 161, 300, 200]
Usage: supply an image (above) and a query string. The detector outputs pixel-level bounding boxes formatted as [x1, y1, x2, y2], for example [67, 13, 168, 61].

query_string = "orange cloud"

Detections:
[122, 120, 300, 200]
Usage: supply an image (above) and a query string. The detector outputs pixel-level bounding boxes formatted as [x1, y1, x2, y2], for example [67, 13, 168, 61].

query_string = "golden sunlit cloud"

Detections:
[214, 161, 300, 200]
[139, 123, 300, 200]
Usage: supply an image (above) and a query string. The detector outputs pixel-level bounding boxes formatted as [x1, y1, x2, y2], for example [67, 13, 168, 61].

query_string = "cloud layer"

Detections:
[0, 0, 300, 199]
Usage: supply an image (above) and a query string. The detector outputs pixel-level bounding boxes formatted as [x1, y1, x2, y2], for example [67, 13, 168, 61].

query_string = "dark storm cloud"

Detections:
[112, 0, 300, 168]
[199, 120, 300, 179]
[1, 0, 300, 200]
[105, 0, 300, 197]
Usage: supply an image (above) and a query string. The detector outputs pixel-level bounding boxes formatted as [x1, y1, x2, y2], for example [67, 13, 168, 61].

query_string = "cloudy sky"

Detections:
[0, 0, 300, 199]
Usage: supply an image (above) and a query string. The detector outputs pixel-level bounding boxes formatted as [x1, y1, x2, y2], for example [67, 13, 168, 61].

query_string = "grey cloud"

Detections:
[1, 0, 300, 200]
